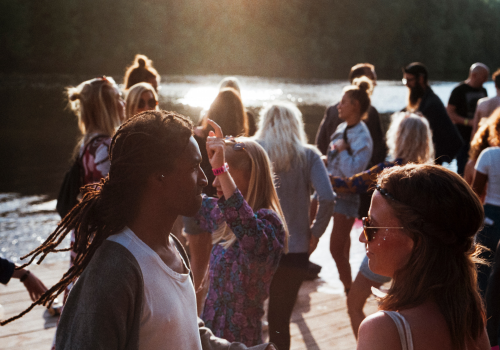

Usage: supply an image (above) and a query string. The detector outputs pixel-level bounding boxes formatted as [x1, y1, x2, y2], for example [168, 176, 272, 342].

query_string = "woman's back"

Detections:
[269, 145, 334, 253]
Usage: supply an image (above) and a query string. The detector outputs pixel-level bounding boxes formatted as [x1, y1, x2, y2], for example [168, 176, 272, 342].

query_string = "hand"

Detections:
[334, 139, 348, 153]
[265, 345, 277, 350]
[206, 119, 225, 169]
[22, 271, 48, 302]
[309, 235, 320, 255]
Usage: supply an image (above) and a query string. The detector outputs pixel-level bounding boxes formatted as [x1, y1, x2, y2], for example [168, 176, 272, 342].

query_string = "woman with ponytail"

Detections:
[123, 54, 160, 91]
[357, 164, 489, 350]
[327, 77, 374, 294]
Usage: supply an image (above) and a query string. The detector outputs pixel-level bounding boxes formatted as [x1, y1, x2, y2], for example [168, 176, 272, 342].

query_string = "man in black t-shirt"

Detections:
[447, 63, 489, 176]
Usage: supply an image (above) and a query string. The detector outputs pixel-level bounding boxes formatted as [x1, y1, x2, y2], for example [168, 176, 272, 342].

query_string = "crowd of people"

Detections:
[1, 53, 500, 350]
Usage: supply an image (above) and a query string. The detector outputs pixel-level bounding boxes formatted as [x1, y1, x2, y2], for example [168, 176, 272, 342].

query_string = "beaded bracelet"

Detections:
[212, 163, 229, 176]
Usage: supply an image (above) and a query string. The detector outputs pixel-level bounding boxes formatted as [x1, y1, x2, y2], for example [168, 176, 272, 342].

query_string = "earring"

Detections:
[161, 175, 165, 178]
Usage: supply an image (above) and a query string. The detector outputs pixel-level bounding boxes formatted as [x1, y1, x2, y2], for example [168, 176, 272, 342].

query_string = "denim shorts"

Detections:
[333, 193, 360, 218]
[359, 255, 392, 284]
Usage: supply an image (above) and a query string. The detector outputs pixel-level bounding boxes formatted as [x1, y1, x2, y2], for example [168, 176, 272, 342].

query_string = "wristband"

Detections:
[212, 163, 229, 176]
[20, 270, 30, 283]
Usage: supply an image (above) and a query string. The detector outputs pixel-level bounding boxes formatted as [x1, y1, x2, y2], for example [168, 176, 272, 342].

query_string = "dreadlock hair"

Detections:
[1, 110, 193, 326]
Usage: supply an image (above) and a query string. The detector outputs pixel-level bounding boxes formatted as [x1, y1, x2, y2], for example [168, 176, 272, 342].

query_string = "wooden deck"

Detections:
[0, 259, 379, 350]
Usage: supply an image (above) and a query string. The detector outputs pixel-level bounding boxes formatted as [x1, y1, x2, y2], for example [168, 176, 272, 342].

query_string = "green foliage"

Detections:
[0, 0, 499, 79]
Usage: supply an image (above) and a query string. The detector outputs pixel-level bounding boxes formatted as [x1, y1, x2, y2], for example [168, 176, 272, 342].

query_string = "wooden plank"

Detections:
[1, 255, 382, 349]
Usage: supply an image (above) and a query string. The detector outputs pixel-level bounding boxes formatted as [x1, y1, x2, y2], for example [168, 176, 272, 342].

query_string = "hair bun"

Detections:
[138, 58, 146, 68]
[69, 93, 80, 101]
[353, 77, 373, 93]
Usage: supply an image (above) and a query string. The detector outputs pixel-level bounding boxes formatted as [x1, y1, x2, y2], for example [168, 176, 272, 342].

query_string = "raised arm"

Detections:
[218, 190, 285, 257]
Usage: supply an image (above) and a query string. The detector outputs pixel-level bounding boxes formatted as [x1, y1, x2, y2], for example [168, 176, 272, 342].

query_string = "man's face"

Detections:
[162, 136, 208, 217]
[403, 73, 417, 89]
[404, 73, 425, 108]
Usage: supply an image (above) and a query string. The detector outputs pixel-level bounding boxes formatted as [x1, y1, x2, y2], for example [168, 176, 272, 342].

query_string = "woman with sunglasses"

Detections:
[125, 82, 159, 120]
[185, 119, 287, 346]
[357, 164, 489, 350]
[254, 102, 335, 350]
[328, 112, 434, 338]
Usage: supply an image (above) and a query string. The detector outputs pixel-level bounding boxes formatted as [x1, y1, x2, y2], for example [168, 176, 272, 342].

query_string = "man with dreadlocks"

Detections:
[1, 111, 276, 350]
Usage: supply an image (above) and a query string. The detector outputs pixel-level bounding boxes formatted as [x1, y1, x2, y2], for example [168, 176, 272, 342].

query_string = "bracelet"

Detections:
[464, 118, 469, 126]
[212, 163, 229, 176]
[20, 270, 30, 283]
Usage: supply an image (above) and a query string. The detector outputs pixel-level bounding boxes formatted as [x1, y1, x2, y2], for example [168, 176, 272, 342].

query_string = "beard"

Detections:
[407, 84, 425, 111]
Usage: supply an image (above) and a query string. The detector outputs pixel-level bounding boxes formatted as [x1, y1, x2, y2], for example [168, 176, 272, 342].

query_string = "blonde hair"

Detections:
[343, 77, 373, 120]
[66, 76, 123, 137]
[125, 82, 159, 120]
[212, 138, 289, 253]
[386, 112, 435, 164]
[254, 102, 307, 172]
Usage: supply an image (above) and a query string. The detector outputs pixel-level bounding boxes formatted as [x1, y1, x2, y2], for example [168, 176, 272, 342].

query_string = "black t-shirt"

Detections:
[448, 82, 487, 141]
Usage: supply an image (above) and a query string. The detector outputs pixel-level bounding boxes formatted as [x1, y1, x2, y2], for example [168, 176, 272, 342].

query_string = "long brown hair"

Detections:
[0, 111, 193, 326]
[202, 88, 249, 137]
[376, 164, 485, 350]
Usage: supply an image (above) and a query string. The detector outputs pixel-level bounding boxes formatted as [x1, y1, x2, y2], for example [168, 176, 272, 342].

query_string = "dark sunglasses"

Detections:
[223, 136, 245, 151]
[138, 98, 158, 109]
[362, 217, 404, 242]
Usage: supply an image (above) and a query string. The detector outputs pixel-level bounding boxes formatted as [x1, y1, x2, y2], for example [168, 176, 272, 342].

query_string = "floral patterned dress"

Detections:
[196, 189, 285, 346]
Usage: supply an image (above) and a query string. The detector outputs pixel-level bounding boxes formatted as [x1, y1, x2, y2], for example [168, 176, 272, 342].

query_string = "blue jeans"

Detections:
[476, 204, 500, 298]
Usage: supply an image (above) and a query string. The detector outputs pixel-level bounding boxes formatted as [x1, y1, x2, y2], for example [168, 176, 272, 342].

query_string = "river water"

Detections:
[0, 75, 496, 283]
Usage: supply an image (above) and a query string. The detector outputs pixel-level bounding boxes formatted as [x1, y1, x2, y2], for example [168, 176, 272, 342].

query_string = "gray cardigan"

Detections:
[264, 145, 336, 254]
[56, 239, 272, 350]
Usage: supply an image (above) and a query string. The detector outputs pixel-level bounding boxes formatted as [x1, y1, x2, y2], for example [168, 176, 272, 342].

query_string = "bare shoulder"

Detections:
[357, 311, 401, 350]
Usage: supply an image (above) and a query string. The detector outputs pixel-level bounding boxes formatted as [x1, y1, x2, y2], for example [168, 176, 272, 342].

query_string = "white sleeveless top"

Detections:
[383, 311, 414, 350]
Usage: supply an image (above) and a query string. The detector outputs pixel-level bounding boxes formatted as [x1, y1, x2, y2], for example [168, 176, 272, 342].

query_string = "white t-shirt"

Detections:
[107, 227, 202, 350]
[475, 146, 500, 207]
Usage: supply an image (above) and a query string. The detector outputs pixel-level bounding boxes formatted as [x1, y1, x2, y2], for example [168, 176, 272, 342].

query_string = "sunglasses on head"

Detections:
[223, 136, 245, 151]
[362, 217, 404, 242]
[138, 98, 158, 109]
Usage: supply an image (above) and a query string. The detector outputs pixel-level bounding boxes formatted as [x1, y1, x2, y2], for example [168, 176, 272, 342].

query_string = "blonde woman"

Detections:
[50, 76, 125, 350]
[327, 78, 374, 294]
[255, 102, 335, 350]
[185, 120, 286, 346]
[329, 112, 434, 337]
[125, 82, 159, 120]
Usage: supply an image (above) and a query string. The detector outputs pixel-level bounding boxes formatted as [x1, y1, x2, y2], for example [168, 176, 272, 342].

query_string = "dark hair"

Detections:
[404, 62, 428, 85]
[493, 68, 500, 89]
[202, 88, 249, 137]
[0, 110, 193, 326]
[349, 63, 375, 83]
[377, 164, 485, 350]
[343, 77, 373, 118]
[124, 54, 160, 90]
